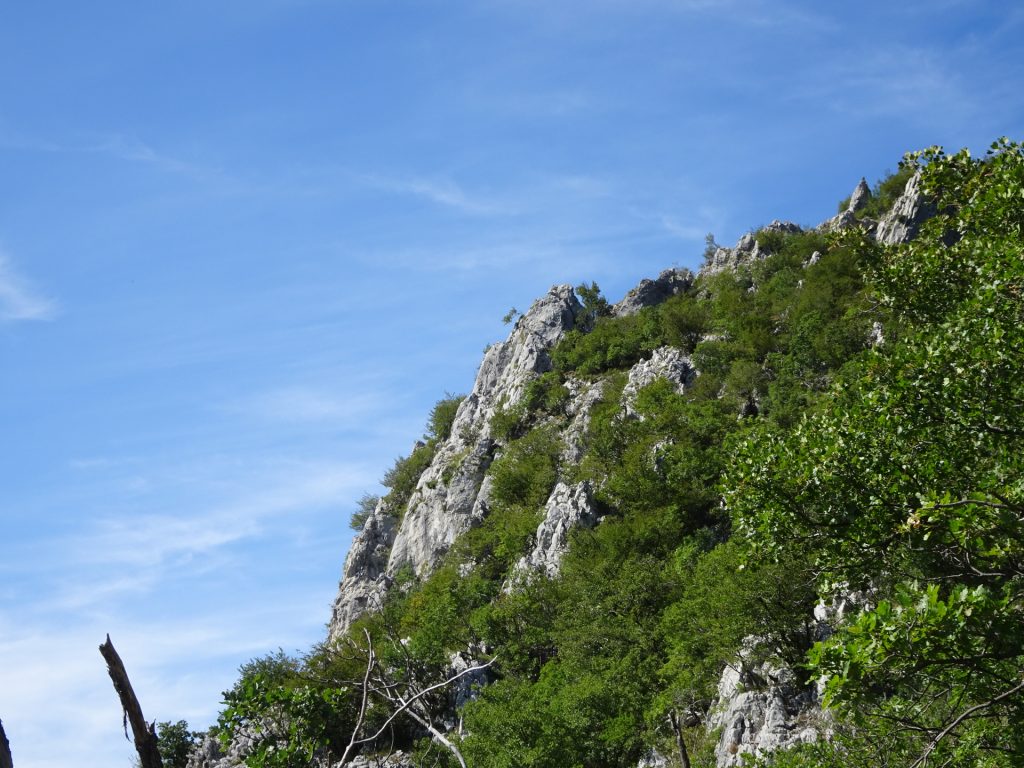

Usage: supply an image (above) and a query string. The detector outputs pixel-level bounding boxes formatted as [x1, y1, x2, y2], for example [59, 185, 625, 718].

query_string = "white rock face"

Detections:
[846, 177, 871, 213]
[512, 481, 599, 580]
[637, 750, 669, 768]
[328, 503, 397, 641]
[187, 725, 262, 768]
[876, 170, 931, 245]
[386, 284, 582, 578]
[561, 376, 605, 464]
[327, 285, 582, 638]
[820, 178, 872, 233]
[701, 221, 802, 276]
[340, 751, 413, 768]
[621, 347, 695, 418]
[612, 268, 693, 317]
[708, 660, 820, 767]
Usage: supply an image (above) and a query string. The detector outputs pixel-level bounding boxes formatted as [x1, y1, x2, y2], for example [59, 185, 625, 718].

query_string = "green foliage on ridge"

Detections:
[212, 140, 1024, 768]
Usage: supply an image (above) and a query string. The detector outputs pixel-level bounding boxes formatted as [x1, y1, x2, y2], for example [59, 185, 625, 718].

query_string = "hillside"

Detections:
[188, 140, 1024, 768]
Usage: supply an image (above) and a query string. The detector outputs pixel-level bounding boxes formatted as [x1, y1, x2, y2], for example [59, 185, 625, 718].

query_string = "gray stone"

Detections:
[708, 658, 820, 768]
[876, 170, 932, 245]
[448, 649, 494, 712]
[328, 503, 398, 641]
[561, 377, 605, 464]
[621, 347, 695, 418]
[637, 750, 669, 768]
[613, 268, 694, 317]
[187, 725, 261, 768]
[511, 481, 600, 580]
[701, 222, 802, 276]
[328, 285, 582, 637]
[385, 285, 581, 579]
[847, 177, 871, 213]
[338, 750, 413, 768]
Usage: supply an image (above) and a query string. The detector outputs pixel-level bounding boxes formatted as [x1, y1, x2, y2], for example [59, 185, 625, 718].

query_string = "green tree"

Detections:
[348, 492, 380, 531]
[728, 140, 1024, 766]
[156, 721, 201, 768]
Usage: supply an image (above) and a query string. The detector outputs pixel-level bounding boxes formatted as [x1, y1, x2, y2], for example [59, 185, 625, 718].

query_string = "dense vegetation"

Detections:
[201, 140, 1023, 768]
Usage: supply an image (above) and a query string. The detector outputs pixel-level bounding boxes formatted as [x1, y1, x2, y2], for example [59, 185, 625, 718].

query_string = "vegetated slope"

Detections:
[194, 140, 1024, 768]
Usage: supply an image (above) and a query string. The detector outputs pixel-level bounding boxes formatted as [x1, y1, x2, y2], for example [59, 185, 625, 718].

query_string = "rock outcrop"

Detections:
[846, 177, 871, 213]
[187, 728, 257, 768]
[388, 284, 581, 577]
[511, 481, 600, 580]
[621, 346, 695, 418]
[708, 660, 821, 767]
[701, 221, 802, 276]
[613, 268, 693, 317]
[561, 377, 605, 464]
[876, 170, 932, 245]
[328, 502, 397, 639]
[328, 285, 582, 639]
[820, 178, 872, 233]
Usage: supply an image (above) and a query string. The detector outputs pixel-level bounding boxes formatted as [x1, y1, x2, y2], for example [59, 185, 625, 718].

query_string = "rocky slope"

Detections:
[197, 170, 931, 768]
[324, 171, 928, 764]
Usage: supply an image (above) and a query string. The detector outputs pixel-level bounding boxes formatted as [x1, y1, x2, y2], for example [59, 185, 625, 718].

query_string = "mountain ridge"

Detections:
[192, 141, 1024, 768]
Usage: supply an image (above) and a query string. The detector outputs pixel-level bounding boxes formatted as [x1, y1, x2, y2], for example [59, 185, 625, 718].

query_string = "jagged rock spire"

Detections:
[847, 177, 871, 212]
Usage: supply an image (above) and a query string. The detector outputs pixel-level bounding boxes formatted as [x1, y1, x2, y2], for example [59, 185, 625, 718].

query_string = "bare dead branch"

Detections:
[337, 629, 377, 767]
[397, 704, 468, 768]
[98, 634, 163, 768]
[667, 709, 692, 768]
[0, 718, 13, 768]
[355, 656, 496, 749]
[911, 677, 1024, 768]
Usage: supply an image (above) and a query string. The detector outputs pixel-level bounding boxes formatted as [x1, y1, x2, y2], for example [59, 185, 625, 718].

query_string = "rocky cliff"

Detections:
[319, 170, 931, 767]
[199, 168, 932, 768]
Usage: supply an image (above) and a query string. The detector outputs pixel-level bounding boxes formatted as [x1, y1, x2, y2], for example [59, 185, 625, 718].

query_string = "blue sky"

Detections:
[1, 2, 1021, 766]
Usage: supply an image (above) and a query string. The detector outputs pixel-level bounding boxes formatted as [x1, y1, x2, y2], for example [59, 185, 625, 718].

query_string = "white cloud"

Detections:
[0, 249, 57, 321]
[657, 215, 709, 241]
[359, 173, 508, 215]
[90, 134, 235, 187]
[62, 458, 369, 571]
[233, 386, 391, 425]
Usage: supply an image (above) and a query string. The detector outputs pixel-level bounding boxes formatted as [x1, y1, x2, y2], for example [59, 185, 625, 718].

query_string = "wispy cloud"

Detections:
[359, 173, 508, 215]
[0, 248, 57, 321]
[88, 133, 236, 186]
[63, 457, 370, 573]
[789, 45, 978, 128]
[233, 386, 392, 425]
[0, 122, 236, 188]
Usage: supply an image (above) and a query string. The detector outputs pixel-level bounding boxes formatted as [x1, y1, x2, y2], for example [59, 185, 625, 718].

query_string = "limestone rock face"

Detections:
[612, 268, 693, 317]
[876, 170, 932, 245]
[847, 177, 871, 213]
[708, 661, 820, 768]
[820, 178, 873, 233]
[385, 284, 582, 579]
[187, 728, 256, 768]
[327, 285, 582, 639]
[701, 221, 802, 276]
[561, 377, 605, 464]
[621, 347, 695, 418]
[448, 649, 494, 713]
[637, 750, 669, 768]
[342, 751, 413, 768]
[328, 503, 397, 641]
[512, 481, 599, 580]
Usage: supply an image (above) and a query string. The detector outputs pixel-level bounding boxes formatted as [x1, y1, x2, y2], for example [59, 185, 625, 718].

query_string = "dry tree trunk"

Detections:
[99, 634, 163, 768]
[0, 718, 14, 768]
[668, 709, 692, 768]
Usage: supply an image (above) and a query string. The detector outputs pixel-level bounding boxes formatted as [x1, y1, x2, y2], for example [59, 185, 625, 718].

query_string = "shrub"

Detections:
[425, 393, 465, 442]
[382, 442, 435, 514]
[489, 426, 561, 512]
[348, 492, 380, 530]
